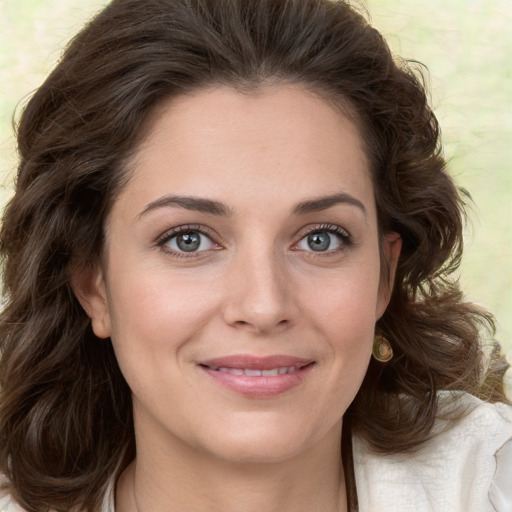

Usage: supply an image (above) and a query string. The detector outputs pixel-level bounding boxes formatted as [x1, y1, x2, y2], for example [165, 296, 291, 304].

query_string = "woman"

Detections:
[0, 0, 510, 511]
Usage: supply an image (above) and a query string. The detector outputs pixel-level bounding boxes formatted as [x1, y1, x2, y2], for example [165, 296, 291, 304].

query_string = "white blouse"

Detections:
[353, 395, 512, 512]
[1, 394, 511, 512]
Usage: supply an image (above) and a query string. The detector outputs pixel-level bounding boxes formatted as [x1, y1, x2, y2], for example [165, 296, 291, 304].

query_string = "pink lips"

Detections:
[199, 355, 315, 398]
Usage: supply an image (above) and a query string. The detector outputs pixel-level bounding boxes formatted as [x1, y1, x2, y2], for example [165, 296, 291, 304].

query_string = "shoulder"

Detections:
[0, 491, 25, 512]
[0, 475, 24, 512]
[353, 393, 512, 512]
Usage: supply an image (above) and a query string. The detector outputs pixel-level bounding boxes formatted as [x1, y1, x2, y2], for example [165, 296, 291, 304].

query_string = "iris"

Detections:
[307, 232, 331, 251]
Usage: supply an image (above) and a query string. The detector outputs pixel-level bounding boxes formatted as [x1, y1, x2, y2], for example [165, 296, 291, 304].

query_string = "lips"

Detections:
[200, 354, 313, 370]
[198, 355, 315, 398]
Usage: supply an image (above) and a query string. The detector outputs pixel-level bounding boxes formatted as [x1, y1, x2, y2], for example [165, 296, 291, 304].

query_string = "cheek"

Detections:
[303, 260, 382, 332]
[105, 269, 219, 374]
[301, 258, 381, 379]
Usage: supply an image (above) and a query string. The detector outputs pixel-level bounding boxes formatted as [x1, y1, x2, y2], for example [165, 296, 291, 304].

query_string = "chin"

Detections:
[193, 414, 337, 465]
[208, 436, 310, 465]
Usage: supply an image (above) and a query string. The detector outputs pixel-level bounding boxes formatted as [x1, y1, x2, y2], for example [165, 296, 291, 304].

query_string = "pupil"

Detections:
[177, 232, 201, 252]
[307, 232, 330, 251]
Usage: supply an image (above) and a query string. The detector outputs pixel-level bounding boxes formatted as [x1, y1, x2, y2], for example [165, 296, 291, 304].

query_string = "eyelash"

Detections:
[156, 223, 354, 257]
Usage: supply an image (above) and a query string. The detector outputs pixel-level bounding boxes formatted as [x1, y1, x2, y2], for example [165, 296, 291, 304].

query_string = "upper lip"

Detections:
[199, 355, 314, 370]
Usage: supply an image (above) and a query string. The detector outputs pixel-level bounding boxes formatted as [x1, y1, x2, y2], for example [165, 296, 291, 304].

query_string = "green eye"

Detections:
[163, 230, 216, 253]
[175, 232, 202, 252]
[296, 227, 351, 253]
[306, 232, 332, 251]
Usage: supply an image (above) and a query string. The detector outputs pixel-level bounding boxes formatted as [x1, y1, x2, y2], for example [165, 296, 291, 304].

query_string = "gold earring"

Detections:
[372, 334, 393, 363]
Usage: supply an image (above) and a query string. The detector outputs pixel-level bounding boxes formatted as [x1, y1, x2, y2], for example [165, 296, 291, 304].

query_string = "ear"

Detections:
[71, 263, 112, 339]
[376, 232, 402, 319]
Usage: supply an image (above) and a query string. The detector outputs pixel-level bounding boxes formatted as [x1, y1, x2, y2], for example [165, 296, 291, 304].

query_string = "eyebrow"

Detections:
[138, 195, 233, 218]
[292, 193, 366, 216]
[138, 191, 366, 219]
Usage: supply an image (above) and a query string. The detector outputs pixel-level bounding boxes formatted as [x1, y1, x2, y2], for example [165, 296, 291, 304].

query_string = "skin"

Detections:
[74, 84, 401, 511]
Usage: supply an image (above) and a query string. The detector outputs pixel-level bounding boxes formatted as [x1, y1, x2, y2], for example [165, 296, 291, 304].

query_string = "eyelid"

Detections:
[156, 224, 211, 245]
[299, 223, 350, 237]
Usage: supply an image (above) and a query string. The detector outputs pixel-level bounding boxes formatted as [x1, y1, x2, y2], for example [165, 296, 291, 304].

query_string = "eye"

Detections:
[158, 227, 218, 254]
[296, 226, 351, 253]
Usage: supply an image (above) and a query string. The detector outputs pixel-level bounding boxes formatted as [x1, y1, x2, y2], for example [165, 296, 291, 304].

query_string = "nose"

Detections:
[221, 245, 297, 334]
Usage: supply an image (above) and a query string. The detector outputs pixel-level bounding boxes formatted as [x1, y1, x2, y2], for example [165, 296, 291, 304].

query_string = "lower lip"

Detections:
[200, 364, 314, 398]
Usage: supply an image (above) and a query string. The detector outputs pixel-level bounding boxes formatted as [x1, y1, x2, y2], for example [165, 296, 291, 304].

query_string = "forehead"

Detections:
[120, 84, 374, 217]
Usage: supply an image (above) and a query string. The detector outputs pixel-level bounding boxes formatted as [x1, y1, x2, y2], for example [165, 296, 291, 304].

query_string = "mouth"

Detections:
[205, 365, 305, 376]
[198, 355, 315, 398]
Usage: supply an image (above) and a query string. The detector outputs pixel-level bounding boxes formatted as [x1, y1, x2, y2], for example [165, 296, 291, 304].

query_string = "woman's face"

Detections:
[78, 85, 400, 464]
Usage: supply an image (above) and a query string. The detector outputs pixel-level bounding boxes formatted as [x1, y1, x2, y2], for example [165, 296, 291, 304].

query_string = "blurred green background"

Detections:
[1, 1, 511, 371]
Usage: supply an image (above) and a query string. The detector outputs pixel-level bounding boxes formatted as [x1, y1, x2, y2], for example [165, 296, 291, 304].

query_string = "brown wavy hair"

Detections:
[0, 0, 509, 510]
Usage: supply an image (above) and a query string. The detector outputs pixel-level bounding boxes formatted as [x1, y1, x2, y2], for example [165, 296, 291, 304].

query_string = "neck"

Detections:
[116, 422, 348, 512]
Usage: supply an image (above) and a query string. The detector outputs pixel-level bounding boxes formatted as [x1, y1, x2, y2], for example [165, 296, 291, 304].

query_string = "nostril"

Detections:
[233, 320, 250, 327]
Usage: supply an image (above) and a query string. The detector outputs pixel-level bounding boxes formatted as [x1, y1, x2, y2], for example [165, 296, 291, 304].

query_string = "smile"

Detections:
[199, 355, 315, 398]
[207, 366, 301, 376]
